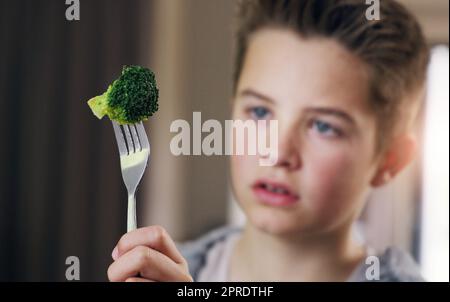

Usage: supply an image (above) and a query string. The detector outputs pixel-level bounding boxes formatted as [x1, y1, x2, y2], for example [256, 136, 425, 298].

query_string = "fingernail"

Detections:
[112, 247, 118, 260]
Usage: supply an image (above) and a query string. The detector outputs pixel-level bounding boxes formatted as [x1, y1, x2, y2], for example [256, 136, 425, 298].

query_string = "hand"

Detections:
[107, 225, 193, 282]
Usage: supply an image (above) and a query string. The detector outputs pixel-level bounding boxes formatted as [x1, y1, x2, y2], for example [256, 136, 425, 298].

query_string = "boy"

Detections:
[107, 0, 429, 282]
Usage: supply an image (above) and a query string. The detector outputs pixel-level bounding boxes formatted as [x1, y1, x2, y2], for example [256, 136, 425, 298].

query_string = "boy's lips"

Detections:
[251, 179, 300, 206]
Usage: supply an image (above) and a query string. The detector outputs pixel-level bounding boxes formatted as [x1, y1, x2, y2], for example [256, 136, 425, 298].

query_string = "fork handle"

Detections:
[127, 194, 137, 232]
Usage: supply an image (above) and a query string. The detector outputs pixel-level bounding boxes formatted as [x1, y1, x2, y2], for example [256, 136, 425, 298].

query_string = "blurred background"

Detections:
[0, 0, 448, 281]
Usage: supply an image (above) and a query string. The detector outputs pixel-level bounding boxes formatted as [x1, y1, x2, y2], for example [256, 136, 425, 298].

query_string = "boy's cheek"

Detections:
[231, 154, 261, 193]
[305, 152, 359, 211]
[231, 154, 260, 171]
[299, 147, 372, 230]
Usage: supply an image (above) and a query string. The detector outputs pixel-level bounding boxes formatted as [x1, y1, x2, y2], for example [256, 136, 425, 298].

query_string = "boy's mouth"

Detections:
[252, 179, 300, 206]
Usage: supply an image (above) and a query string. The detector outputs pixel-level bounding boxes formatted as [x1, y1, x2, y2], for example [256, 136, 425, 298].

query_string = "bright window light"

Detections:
[420, 45, 449, 282]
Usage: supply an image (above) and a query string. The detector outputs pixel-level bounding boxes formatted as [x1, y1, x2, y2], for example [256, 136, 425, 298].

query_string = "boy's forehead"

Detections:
[240, 28, 373, 115]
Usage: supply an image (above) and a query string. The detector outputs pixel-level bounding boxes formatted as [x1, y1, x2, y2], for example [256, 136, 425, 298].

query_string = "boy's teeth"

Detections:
[264, 184, 288, 195]
[276, 188, 286, 194]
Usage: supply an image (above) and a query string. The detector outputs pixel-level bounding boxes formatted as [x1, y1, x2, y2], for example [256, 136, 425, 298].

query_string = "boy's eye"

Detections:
[311, 119, 342, 137]
[248, 106, 271, 119]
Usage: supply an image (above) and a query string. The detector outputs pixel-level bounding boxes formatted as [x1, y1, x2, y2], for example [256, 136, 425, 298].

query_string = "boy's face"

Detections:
[231, 29, 381, 236]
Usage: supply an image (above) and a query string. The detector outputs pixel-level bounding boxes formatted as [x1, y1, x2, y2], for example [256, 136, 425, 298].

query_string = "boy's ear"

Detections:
[370, 133, 418, 187]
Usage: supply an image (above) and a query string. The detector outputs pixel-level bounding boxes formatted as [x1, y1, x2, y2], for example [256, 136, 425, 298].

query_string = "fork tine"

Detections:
[130, 124, 141, 151]
[112, 121, 128, 156]
[123, 124, 134, 154]
[136, 122, 149, 149]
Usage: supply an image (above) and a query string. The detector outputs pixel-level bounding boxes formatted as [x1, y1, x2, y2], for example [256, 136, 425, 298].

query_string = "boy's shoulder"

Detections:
[177, 226, 425, 282]
[177, 225, 242, 281]
[349, 246, 425, 282]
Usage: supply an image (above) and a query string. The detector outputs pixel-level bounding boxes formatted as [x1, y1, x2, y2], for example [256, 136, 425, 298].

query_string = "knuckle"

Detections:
[116, 243, 125, 256]
[117, 234, 129, 253]
[150, 225, 167, 243]
[135, 246, 151, 265]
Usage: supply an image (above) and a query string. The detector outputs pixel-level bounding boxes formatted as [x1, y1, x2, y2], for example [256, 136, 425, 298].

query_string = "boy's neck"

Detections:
[230, 222, 366, 282]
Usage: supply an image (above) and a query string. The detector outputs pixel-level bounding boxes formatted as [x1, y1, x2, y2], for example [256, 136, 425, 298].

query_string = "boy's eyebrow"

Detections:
[238, 88, 275, 104]
[304, 107, 356, 126]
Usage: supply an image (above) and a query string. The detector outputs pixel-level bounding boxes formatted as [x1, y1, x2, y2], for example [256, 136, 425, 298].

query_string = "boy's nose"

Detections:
[272, 130, 301, 171]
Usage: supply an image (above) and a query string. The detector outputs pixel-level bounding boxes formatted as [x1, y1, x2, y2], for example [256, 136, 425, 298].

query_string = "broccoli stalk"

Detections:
[87, 65, 159, 124]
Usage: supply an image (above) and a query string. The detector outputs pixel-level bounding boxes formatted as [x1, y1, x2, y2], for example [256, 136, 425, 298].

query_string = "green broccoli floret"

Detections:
[87, 65, 159, 124]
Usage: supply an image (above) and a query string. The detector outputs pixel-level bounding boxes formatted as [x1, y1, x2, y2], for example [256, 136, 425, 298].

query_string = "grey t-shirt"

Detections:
[177, 226, 425, 282]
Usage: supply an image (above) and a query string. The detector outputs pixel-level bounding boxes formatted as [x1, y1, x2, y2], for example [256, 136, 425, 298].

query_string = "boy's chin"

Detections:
[246, 209, 310, 237]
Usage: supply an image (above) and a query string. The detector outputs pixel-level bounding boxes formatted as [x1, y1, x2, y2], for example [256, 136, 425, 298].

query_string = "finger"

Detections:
[108, 246, 192, 282]
[125, 277, 154, 282]
[113, 225, 185, 265]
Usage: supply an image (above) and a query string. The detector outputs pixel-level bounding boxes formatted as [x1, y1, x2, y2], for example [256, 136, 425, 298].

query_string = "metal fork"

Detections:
[112, 121, 150, 232]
